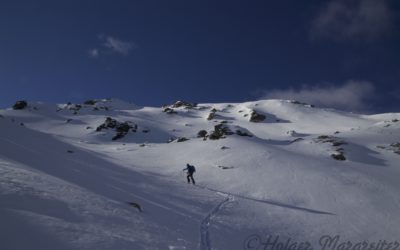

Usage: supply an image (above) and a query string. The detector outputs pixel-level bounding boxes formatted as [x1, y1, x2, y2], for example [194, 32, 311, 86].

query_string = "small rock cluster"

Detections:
[57, 101, 110, 114]
[207, 111, 216, 121]
[197, 123, 253, 140]
[96, 117, 138, 140]
[315, 135, 347, 161]
[162, 101, 197, 114]
[391, 143, 400, 154]
[84, 100, 98, 105]
[383, 119, 399, 128]
[208, 123, 234, 140]
[167, 137, 189, 143]
[170, 101, 197, 109]
[163, 107, 178, 114]
[377, 143, 400, 155]
[289, 100, 315, 108]
[249, 110, 266, 122]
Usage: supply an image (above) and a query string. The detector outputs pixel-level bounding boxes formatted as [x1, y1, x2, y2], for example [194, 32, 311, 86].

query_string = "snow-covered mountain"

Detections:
[1, 99, 399, 250]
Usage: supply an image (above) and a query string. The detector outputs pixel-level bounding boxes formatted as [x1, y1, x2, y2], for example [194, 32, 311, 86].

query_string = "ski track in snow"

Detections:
[199, 194, 233, 250]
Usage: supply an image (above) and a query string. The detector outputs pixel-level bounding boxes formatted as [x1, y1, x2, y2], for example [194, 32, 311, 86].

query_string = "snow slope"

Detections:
[1, 99, 399, 250]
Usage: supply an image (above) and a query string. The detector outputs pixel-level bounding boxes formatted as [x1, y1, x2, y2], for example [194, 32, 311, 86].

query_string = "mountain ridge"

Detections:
[1, 98, 399, 249]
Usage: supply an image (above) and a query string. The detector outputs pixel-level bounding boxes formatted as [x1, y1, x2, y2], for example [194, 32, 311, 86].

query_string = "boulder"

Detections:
[176, 137, 189, 142]
[249, 110, 266, 122]
[331, 153, 346, 161]
[207, 112, 215, 120]
[236, 130, 252, 137]
[208, 124, 233, 140]
[163, 107, 177, 114]
[13, 100, 28, 110]
[84, 100, 97, 105]
[96, 117, 118, 131]
[197, 130, 208, 138]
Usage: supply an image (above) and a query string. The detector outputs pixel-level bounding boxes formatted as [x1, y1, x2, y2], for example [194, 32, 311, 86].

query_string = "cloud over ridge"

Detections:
[262, 80, 375, 112]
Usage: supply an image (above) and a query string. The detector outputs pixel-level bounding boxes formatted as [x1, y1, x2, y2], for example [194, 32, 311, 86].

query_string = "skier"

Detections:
[183, 163, 196, 184]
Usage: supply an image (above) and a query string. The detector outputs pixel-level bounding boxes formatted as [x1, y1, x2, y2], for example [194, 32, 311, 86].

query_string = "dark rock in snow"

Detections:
[208, 124, 234, 140]
[112, 122, 136, 140]
[218, 165, 234, 170]
[163, 107, 177, 114]
[390, 143, 400, 154]
[167, 137, 176, 143]
[332, 141, 347, 147]
[13, 100, 28, 110]
[207, 112, 216, 120]
[331, 153, 346, 161]
[171, 101, 197, 109]
[176, 137, 189, 142]
[249, 110, 266, 122]
[96, 117, 137, 140]
[290, 138, 304, 144]
[197, 130, 208, 138]
[289, 100, 315, 108]
[236, 130, 253, 137]
[84, 100, 97, 105]
[168, 137, 189, 143]
[96, 117, 118, 131]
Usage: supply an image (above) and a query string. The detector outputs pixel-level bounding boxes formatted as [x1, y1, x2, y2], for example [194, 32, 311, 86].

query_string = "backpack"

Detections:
[188, 165, 196, 173]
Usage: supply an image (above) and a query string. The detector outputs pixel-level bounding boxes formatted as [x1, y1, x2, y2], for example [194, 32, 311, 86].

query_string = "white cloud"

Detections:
[103, 36, 135, 56]
[87, 35, 135, 58]
[262, 80, 375, 111]
[88, 48, 99, 58]
[310, 0, 393, 42]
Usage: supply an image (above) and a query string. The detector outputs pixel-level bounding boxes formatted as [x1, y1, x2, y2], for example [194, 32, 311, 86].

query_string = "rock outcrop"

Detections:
[249, 110, 266, 122]
[13, 100, 28, 110]
[96, 117, 137, 140]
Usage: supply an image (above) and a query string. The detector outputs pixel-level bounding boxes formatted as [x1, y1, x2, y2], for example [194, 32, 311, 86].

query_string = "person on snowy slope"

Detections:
[183, 163, 196, 184]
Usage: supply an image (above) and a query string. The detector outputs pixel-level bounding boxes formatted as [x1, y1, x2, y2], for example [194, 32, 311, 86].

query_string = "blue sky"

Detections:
[0, 0, 399, 113]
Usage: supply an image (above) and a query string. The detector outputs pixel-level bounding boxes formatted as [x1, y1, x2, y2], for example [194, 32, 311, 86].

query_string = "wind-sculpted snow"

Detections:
[1, 99, 400, 249]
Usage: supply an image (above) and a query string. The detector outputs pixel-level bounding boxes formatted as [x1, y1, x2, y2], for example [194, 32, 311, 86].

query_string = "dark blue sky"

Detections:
[1, 0, 399, 112]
